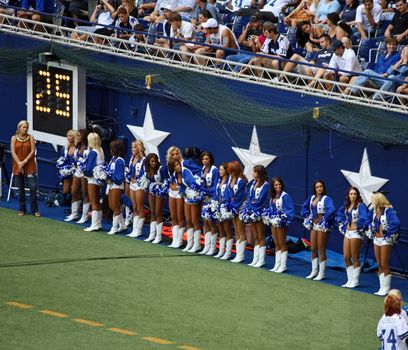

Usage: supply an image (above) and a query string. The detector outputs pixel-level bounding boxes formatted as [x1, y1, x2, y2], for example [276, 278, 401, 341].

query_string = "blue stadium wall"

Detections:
[0, 36, 407, 273]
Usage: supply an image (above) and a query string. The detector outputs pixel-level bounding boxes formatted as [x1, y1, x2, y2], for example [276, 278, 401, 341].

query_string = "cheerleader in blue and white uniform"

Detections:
[266, 177, 295, 273]
[106, 140, 127, 235]
[170, 158, 205, 253]
[83, 132, 105, 232]
[301, 180, 335, 280]
[336, 187, 370, 289]
[166, 146, 185, 248]
[370, 192, 400, 297]
[127, 140, 147, 238]
[240, 165, 270, 268]
[57, 129, 78, 201]
[199, 151, 220, 255]
[144, 153, 169, 244]
[218, 160, 247, 261]
[213, 163, 229, 258]
[65, 129, 90, 223]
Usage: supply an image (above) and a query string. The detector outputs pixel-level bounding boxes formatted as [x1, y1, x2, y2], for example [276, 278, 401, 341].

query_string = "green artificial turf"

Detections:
[0, 207, 382, 350]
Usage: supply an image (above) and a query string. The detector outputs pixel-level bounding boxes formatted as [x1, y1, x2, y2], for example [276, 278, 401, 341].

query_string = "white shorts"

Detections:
[74, 169, 84, 178]
[345, 230, 364, 240]
[169, 189, 181, 199]
[374, 237, 393, 247]
[312, 223, 329, 232]
[87, 177, 101, 186]
[129, 182, 141, 191]
[295, 57, 318, 76]
[107, 183, 124, 191]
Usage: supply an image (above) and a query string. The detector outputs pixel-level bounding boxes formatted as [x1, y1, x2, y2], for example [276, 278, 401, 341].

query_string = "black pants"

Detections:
[16, 173, 38, 214]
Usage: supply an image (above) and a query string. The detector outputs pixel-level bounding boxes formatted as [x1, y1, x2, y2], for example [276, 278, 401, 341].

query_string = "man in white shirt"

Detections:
[355, 0, 382, 40]
[168, 11, 195, 48]
[323, 39, 362, 90]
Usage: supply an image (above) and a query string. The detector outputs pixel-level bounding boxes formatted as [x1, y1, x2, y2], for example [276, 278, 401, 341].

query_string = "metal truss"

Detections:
[1, 14, 407, 114]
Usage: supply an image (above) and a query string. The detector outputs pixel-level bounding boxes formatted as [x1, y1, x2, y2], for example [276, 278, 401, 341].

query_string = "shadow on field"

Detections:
[0, 254, 195, 268]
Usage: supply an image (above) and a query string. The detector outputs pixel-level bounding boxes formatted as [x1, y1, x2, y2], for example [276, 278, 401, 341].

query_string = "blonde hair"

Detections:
[341, 37, 352, 49]
[15, 120, 29, 135]
[66, 129, 78, 147]
[371, 192, 392, 210]
[166, 146, 183, 165]
[384, 289, 403, 316]
[132, 140, 146, 158]
[87, 132, 104, 161]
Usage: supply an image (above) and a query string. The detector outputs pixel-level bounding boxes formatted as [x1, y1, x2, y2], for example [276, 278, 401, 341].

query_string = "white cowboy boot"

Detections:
[182, 228, 194, 252]
[152, 222, 163, 244]
[348, 266, 361, 288]
[276, 251, 288, 273]
[199, 232, 212, 255]
[126, 215, 140, 237]
[269, 250, 281, 272]
[65, 201, 81, 222]
[313, 260, 326, 281]
[248, 245, 260, 267]
[342, 266, 354, 288]
[220, 239, 234, 260]
[107, 215, 120, 235]
[77, 202, 91, 224]
[206, 233, 218, 256]
[188, 230, 202, 253]
[84, 211, 100, 232]
[253, 246, 266, 268]
[214, 237, 226, 258]
[306, 258, 319, 279]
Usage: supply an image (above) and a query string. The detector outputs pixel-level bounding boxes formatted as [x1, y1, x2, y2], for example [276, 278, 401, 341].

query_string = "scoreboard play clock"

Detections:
[27, 61, 86, 147]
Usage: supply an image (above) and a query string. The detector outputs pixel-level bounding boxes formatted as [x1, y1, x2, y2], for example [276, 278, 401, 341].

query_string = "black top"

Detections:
[390, 10, 408, 35]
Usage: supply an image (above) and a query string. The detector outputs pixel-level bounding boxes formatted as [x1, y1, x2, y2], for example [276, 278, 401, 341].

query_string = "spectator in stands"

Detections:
[280, 33, 332, 83]
[113, 0, 138, 18]
[339, 0, 359, 25]
[373, 46, 408, 100]
[344, 36, 400, 95]
[396, 76, 408, 101]
[172, 0, 196, 19]
[191, 0, 221, 25]
[10, 120, 40, 217]
[284, 0, 313, 28]
[0, 0, 15, 17]
[194, 18, 239, 66]
[225, 0, 253, 14]
[168, 11, 195, 49]
[261, 0, 292, 19]
[71, 0, 115, 43]
[240, 21, 293, 76]
[66, 0, 89, 27]
[295, 21, 324, 54]
[354, 0, 382, 40]
[327, 12, 352, 41]
[179, 9, 210, 61]
[112, 7, 139, 41]
[151, 6, 173, 47]
[314, 0, 341, 24]
[323, 39, 362, 90]
[226, 14, 263, 72]
[136, 0, 157, 18]
[18, 0, 56, 30]
[384, 0, 408, 45]
[144, 0, 176, 24]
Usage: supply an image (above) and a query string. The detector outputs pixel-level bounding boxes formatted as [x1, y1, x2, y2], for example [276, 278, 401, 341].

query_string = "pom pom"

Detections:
[56, 156, 75, 179]
[136, 175, 150, 190]
[219, 202, 236, 221]
[303, 214, 313, 230]
[201, 200, 220, 221]
[239, 207, 263, 223]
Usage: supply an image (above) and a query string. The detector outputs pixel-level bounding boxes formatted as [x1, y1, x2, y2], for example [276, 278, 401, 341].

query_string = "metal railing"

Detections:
[0, 13, 408, 114]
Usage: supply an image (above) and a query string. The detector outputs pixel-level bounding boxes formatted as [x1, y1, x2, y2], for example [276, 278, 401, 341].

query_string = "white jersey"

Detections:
[227, 0, 252, 12]
[262, 0, 291, 16]
[377, 313, 408, 350]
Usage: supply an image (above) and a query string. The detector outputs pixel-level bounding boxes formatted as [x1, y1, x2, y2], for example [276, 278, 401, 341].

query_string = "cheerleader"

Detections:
[65, 129, 90, 223]
[218, 161, 247, 261]
[370, 192, 400, 297]
[170, 159, 205, 253]
[127, 140, 147, 238]
[144, 153, 169, 244]
[377, 289, 408, 350]
[199, 151, 220, 255]
[241, 165, 270, 268]
[301, 180, 335, 280]
[267, 177, 295, 273]
[336, 187, 369, 288]
[57, 130, 78, 201]
[83, 132, 105, 232]
[213, 163, 229, 258]
[166, 146, 185, 248]
[106, 140, 127, 235]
